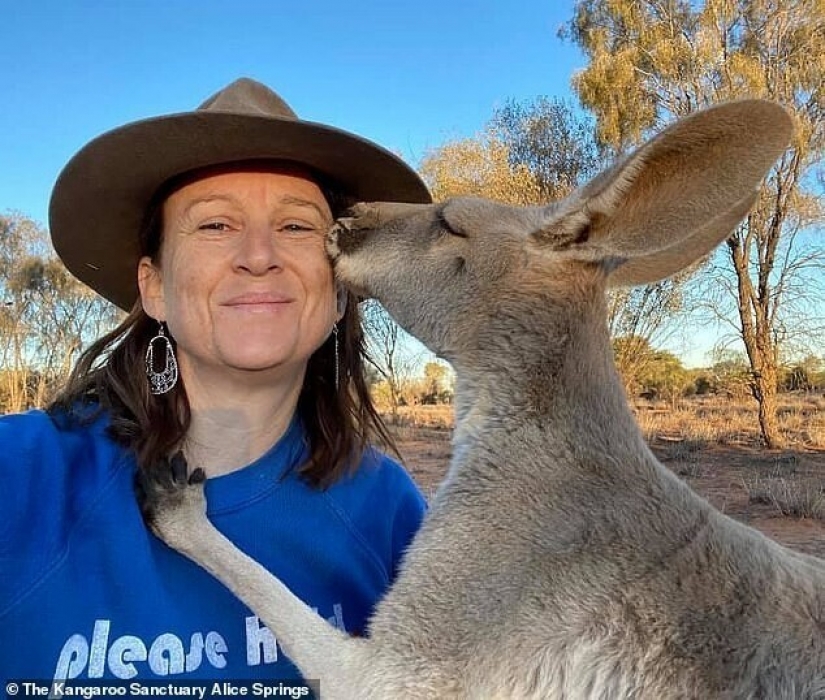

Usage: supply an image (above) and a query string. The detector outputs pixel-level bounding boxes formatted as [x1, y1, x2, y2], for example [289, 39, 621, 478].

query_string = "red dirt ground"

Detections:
[393, 426, 825, 559]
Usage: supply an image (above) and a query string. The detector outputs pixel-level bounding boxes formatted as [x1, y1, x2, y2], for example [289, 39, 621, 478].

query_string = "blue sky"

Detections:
[3, 0, 771, 368]
[3, 0, 584, 226]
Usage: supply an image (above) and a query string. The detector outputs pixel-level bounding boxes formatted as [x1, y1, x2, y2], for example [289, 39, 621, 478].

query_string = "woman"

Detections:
[0, 78, 430, 683]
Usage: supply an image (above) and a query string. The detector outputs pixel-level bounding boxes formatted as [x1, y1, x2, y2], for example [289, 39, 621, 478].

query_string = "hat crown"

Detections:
[197, 77, 298, 120]
[50, 77, 430, 310]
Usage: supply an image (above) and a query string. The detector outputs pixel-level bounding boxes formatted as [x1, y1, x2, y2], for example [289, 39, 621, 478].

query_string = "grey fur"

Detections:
[148, 100, 824, 699]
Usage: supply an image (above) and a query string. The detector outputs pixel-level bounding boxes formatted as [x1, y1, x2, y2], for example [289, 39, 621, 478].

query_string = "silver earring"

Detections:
[333, 323, 340, 391]
[145, 323, 179, 395]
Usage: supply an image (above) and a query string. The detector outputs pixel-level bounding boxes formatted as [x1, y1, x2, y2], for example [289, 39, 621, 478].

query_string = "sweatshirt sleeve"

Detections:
[324, 448, 427, 587]
[0, 408, 123, 615]
[360, 451, 427, 583]
[0, 410, 62, 557]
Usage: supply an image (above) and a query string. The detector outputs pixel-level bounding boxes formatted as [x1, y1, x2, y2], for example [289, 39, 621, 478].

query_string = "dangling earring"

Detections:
[333, 286, 347, 392]
[145, 322, 179, 395]
[332, 323, 340, 391]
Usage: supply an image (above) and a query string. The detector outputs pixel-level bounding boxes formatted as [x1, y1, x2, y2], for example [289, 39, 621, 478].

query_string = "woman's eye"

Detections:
[198, 221, 230, 232]
[282, 223, 317, 233]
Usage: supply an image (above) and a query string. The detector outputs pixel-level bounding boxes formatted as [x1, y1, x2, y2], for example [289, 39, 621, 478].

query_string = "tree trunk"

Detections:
[751, 363, 784, 449]
[728, 228, 785, 449]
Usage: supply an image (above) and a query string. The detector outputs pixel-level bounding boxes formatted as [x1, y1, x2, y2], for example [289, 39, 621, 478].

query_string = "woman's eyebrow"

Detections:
[280, 195, 332, 222]
[179, 193, 331, 222]
[181, 194, 239, 217]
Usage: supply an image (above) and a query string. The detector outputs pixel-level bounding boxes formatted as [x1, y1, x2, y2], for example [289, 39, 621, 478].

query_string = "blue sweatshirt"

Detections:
[0, 408, 425, 682]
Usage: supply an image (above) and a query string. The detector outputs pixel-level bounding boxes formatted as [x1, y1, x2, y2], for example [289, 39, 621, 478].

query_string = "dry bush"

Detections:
[632, 394, 825, 449]
[742, 476, 825, 521]
[386, 405, 454, 430]
[381, 394, 824, 450]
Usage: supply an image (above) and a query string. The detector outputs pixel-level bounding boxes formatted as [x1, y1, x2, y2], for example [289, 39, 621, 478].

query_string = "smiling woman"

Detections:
[139, 167, 342, 475]
[0, 78, 431, 683]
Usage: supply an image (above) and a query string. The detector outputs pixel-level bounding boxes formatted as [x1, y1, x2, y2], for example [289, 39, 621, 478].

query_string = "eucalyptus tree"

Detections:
[564, 0, 824, 446]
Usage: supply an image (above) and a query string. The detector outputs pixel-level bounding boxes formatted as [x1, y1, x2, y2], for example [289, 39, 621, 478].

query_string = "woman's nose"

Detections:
[233, 224, 282, 274]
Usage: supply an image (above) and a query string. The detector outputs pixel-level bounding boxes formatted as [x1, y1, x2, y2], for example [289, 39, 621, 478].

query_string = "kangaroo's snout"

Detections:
[327, 216, 365, 259]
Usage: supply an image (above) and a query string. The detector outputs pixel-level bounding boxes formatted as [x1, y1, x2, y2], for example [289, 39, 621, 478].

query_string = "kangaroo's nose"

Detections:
[328, 217, 366, 257]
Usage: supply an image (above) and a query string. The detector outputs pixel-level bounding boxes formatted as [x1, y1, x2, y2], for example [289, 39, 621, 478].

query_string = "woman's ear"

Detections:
[138, 256, 165, 321]
[335, 285, 348, 321]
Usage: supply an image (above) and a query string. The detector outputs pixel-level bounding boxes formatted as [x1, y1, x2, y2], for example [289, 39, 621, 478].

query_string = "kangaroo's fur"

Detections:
[144, 100, 825, 699]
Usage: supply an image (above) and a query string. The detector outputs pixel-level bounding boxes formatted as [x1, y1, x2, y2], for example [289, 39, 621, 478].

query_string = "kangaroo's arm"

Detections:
[144, 470, 369, 699]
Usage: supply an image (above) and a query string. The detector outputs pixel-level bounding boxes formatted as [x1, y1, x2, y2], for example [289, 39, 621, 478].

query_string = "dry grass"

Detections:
[742, 475, 825, 520]
[383, 405, 455, 431]
[632, 394, 825, 449]
[386, 394, 825, 450]
[385, 395, 825, 557]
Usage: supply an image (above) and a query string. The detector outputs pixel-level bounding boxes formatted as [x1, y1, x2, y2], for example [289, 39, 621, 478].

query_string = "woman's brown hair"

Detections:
[48, 165, 398, 489]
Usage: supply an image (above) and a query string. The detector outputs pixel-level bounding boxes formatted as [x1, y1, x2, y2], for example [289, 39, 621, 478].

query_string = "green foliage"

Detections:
[565, 0, 823, 154]
[614, 337, 692, 404]
[490, 97, 599, 200]
[563, 0, 825, 448]
[640, 350, 692, 406]
[420, 96, 598, 205]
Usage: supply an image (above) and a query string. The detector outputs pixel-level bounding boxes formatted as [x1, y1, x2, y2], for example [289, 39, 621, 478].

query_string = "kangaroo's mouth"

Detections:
[325, 223, 343, 262]
[325, 222, 371, 298]
[327, 217, 369, 261]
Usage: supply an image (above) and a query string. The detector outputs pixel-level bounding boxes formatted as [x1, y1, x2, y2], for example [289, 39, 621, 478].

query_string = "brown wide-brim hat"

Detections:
[49, 77, 431, 311]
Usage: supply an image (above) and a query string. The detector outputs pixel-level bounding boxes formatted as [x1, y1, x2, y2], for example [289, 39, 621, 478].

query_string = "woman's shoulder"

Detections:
[331, 447, 424, 506]
[322, 447, 427, 579]
[0, 404, 122, 475]
[0, 405, 131, 547]
[0, 407, 77, 471]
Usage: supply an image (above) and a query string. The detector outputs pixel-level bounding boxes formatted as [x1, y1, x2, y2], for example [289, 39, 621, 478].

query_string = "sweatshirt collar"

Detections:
[202, 415, 308, 514]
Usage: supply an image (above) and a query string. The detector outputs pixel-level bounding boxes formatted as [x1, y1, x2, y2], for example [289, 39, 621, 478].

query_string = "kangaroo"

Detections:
[143, 100, 825, 699]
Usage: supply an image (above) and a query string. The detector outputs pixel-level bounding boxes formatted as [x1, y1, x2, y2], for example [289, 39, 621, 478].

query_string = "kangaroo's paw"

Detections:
[135, 451, 208, 550]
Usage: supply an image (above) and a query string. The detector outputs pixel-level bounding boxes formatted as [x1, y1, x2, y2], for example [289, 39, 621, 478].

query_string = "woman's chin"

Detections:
[224, 354, 292, 374]
[216, 340, 311, 376]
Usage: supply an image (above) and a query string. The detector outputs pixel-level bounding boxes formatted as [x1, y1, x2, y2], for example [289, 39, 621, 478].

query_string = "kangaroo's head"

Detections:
[328, 101, 792, 370]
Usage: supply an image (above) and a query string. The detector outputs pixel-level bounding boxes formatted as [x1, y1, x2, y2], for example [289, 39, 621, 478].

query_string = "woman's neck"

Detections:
[179, 362, 305, 478]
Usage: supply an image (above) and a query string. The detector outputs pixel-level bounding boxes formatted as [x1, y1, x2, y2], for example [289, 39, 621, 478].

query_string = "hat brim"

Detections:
[49, 111, 431, 310]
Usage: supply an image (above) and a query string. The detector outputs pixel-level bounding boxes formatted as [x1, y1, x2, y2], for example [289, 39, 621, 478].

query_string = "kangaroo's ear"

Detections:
[530, 100, 793, 286]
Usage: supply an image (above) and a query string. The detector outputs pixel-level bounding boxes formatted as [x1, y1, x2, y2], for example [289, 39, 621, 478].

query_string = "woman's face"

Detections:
[138, 167, 338, 386]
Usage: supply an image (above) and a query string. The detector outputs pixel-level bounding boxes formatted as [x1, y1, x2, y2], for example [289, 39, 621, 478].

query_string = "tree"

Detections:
[564, 0, 824, 447]
[709, 348, 753, 398]
[419, 361, 454, 405]
[419, 132, 543, 205]
[641, 350, 692, 408]
[609, 279, 688, 392]
[782, 354, 823, 392]
[0, 213, 121, 411]
[490, 96, 600, 201]
[360, 300, 422, 420]
[421, 97, 600, 206]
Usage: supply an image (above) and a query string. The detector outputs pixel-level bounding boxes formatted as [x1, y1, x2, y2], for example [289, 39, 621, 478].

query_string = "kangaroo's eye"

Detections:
[437, 209, 468, 238]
